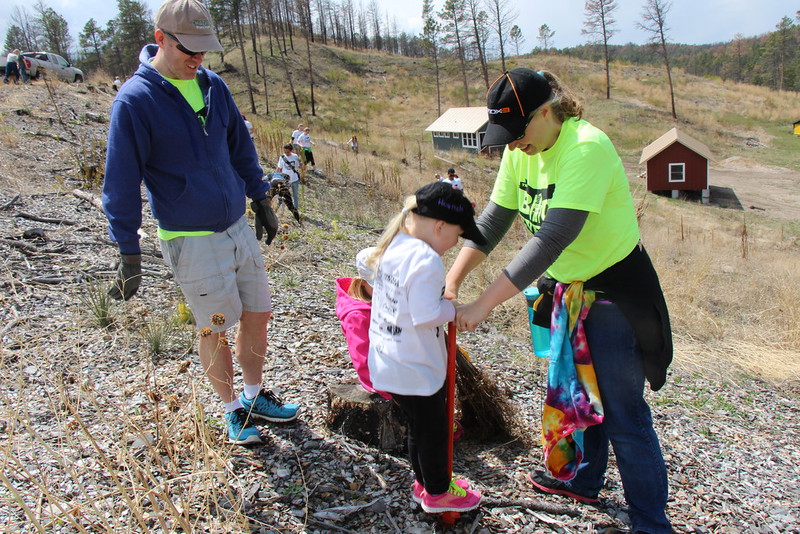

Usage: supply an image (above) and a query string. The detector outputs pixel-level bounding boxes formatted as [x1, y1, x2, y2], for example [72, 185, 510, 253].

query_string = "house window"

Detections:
[668, 163, 685, 183]
[433, 131, 450, 138]
[462, 132, 477, 148]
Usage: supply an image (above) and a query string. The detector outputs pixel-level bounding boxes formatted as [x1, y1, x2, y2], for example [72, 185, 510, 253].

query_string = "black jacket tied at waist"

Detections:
[534, 244, 672, 391]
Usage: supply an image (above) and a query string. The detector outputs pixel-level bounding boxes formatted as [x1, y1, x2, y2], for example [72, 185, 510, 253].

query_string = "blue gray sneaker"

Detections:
[240, 389, 300, 422]
[225, 408, 263, 445]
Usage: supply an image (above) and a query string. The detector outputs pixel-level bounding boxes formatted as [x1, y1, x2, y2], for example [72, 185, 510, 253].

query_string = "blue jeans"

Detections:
[565, 301, 671, 533]
[290, 180, 300, 210]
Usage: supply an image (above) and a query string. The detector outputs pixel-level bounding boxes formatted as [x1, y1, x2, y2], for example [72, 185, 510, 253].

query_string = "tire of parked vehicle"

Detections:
[74, 74, 83, 83]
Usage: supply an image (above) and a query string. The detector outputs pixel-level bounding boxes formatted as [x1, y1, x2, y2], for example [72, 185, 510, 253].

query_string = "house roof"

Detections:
[425, 107, 488, 134]
[639, 127, 712, 164]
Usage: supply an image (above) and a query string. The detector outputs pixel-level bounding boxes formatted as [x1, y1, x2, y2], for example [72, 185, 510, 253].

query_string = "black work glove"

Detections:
[251, 197, 278, 245]
[108, 253, 142, 301]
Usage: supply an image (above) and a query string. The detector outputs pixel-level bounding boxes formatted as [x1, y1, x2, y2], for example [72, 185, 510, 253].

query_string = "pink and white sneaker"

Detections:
[420, 479, 481, 513]
[412, 478, 470, 504]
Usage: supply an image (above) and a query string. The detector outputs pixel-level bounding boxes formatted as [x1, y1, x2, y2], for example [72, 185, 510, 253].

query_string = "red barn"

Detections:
[639, 128, 712, 204]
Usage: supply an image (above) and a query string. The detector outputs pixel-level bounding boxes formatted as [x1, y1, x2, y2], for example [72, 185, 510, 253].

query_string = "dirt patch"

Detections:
[709, 157, 800, 221]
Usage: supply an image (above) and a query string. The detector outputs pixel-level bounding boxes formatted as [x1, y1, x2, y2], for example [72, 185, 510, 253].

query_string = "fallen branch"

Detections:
[0, 238, 40, 254]
[72, 189, 103, 211]
[479, 497, 579, 517]
[0, 319, 22, 340]
[14, 212, 77, 226]
[0, 194, 20, 210]
[27, 276, 73, 285]
[28, 131, 78, 145]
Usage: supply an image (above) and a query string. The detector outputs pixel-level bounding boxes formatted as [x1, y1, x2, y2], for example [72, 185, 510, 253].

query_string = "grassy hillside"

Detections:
[207, 40, 800, 383]
[209, 42, 800, 171]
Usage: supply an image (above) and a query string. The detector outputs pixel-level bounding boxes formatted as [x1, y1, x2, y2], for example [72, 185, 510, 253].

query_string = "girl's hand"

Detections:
[444, 284, 458, 301]
[455, 301, 491, 332]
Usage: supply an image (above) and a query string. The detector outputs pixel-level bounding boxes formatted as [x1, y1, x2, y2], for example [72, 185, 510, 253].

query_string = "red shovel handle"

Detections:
[442, 322, 460, 525]
[446, 323, 457, 478]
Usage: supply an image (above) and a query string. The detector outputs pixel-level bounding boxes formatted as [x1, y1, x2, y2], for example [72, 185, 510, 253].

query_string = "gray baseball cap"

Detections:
[155, 0, 223, 52]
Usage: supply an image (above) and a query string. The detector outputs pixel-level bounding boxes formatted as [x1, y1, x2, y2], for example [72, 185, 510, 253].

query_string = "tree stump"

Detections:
[326, 381, 406, 451]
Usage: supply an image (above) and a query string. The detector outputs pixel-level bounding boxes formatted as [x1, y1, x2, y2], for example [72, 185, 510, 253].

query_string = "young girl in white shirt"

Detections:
[365, 181, 485, 513]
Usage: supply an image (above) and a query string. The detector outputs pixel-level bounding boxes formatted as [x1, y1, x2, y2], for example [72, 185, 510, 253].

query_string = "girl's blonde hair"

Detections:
[347, 277, 373, 303]
[540, 70, 583, 122]
[366, 195, 417, 272]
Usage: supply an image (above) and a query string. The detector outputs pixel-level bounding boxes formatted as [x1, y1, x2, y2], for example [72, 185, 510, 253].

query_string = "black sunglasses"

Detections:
[514, 111, 537, 141]
[163, 31, 207, 57]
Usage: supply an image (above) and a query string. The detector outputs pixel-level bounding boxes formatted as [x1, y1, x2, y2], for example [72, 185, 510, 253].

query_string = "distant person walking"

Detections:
[112, 76, 122, 92]
[276, 144, 302, 209]
[4, 49, 20, 84]
[18, 53, 29, 84]
[347, 135, 359, 154]
[297, 127, 316, 172]
[291, 123, 304, 151]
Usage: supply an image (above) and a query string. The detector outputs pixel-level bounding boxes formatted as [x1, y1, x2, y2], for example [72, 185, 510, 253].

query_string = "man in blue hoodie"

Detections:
[102, 0, 300, 446]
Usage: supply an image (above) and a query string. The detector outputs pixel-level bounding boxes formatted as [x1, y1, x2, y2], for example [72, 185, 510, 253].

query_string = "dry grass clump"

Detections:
[639, 193, 800, 381]
[0, 343, 254, 532]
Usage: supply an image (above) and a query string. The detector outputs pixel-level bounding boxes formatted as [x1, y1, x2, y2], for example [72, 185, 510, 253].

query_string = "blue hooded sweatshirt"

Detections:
[102, 44, 267, 254]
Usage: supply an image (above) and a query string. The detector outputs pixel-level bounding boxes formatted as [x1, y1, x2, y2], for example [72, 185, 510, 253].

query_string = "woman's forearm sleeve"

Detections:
[465, 201, 517, 254]
[503, 208, 589, 290]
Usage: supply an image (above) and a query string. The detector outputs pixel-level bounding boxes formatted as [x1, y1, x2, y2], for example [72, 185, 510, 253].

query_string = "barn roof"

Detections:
[425, 107, 488, 134]
[639, 127, 712, 164]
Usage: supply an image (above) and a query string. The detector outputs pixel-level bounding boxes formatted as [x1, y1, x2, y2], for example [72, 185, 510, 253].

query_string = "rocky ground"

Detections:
[1, 82, 799, 533]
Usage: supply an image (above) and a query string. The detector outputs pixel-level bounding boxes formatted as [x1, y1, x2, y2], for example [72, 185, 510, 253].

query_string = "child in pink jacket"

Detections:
[335, 248, 391, 399]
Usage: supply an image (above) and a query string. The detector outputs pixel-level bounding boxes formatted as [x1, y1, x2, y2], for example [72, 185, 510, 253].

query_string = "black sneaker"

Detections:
[527, 470, 599, 503]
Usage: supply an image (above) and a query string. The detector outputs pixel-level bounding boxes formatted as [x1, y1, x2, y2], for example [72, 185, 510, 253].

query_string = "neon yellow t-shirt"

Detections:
[490, 117, 640, 283]
[157, 76, 214, 241]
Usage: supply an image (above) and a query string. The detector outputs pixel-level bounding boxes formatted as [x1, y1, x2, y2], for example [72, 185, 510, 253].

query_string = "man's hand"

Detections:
[108, 253, 142, 301]
[251, 197, 278, 245]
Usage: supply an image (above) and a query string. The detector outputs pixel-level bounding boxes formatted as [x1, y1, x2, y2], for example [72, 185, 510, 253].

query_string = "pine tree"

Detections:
[637, 0, 677, 119]
[421, 0, 443, 116]
[509, 25, 524, 57]
[537, 24, 555, 51]
[582, 0, 618, 99]
[107, 0, 154, 77]
[486, 0, 518, 72]
[439, 0, 471, 106]
[33, 1, 72, 59]
[79, 19, 105, 72]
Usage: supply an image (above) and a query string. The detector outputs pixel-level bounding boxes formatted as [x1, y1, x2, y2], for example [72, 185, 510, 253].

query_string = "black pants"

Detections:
[268, 181, 301, 222]
[392, 385, 449, 494]
[302, 148, 315, 167]
[4, 62, 20, 83]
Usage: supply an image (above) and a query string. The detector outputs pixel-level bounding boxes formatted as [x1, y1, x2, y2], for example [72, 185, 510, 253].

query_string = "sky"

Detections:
[1, 0, 795, 53]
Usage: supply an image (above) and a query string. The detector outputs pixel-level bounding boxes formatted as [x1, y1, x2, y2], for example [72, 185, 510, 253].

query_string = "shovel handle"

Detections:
[446, 322, 456, 478]
[442, 323, 460, 525]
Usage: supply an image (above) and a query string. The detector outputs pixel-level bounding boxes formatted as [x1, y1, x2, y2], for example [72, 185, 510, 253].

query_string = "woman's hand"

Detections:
[455, 301, 492, 332]
[454, 274, 520, 331]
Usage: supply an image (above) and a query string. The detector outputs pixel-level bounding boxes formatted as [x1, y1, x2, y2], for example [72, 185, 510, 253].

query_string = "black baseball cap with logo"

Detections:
[483, 68, 553, 148]
[412, 182, 486, 245]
